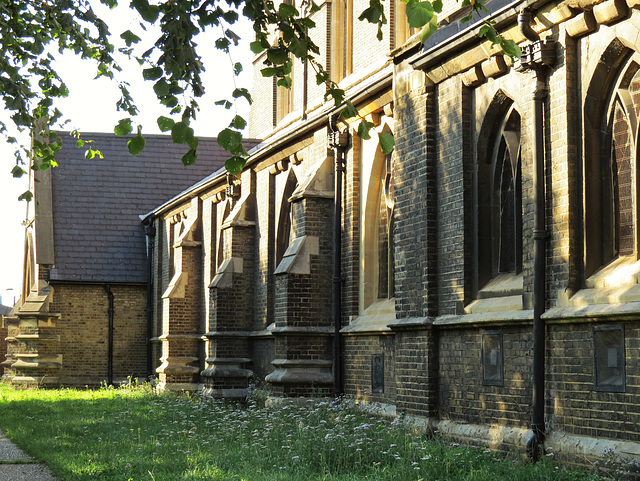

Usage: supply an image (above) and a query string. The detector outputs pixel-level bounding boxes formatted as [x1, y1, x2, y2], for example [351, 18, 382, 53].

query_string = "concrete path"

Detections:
[0, 429, 59, 481]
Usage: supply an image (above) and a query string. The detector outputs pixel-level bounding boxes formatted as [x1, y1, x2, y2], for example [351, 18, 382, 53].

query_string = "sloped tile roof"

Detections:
[49, 132, 258, 284]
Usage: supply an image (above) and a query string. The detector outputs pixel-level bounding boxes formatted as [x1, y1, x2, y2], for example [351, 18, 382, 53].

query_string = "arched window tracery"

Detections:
[477, 99, 522, 292]
[585, 54, 640, 276]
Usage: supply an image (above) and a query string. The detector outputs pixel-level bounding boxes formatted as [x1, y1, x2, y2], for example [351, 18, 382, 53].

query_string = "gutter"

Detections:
[410, 0, 555, 73]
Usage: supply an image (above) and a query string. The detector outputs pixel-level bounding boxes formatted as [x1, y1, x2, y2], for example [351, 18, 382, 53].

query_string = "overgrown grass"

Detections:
[0, 382, 605, 481]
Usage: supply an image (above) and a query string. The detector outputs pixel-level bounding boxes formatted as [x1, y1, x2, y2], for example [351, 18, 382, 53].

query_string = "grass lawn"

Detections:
[0, 382, 606, 481]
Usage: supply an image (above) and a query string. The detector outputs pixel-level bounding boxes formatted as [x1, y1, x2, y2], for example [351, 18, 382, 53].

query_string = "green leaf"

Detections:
[326, 87, 345, 106]
[114, 118, 133, 136]
[218, 128, 243, 155]
[230, 115, 247, 130]
[232, 88, 252, 104]
[182, 149, 197, 166]
[233, 62, 243, 76]
[153, 79, 170, 97]
[419, 15, 438, 43]
[379, 132, 395, 154]
[261, 67, 276, 77]
[250, 41, 265, 54]
[76, 139, 85, 148]
[157, 116, 175, 132]
[501, 39, 521, 58]
[130, 0, 159, 22]
[11, 166, 26, 178]
[171, 122, 192, 144]
[18, 190, 33, 202]
[187, 135, 199, 151]
[161, 96, 178, 108]
[128, 131, 146, 156]
[215, 38, 231, 50]
[316, 71, 329, 85]
[479, 24, 499, 44]
[215, 99, 233, 110]
[120, 30, 141, 47]
[357, 120, 375, 140]
[359, 2, 384, 23]
[279, 3, 299, 18]
[143, 67, 162, 81]
[225, 156, 246, 175]
[340, 101, 358, 120]
[267, 47, 289, 65]
[288, 36, 308, 59]
[432, 0, 443, 13]
[406, 0, 434, 28]
[226, 29, 241, 46]
[277, 77, 292, 88]
[222, 11, 239, 22]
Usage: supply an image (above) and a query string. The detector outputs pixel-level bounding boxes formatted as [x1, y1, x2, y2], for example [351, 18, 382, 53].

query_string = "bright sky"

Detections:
[0, 2, 254, 306]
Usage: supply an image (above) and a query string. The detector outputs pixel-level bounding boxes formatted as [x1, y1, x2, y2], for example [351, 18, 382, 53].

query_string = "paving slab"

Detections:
[0, 429, 58, 481]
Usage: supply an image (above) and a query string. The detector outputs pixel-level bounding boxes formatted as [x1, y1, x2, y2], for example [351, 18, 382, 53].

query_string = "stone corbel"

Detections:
[274, 236, 319, 275]
[162, 272, 188, 299]
[174, 215, 201, 248]
[221, 193, 255, 229]
[210, 257, 244, 289]
[289, 155, 334, 201]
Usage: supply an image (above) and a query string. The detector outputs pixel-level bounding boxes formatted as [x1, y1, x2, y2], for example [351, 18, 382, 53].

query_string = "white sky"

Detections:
[0, 2, 254, 306]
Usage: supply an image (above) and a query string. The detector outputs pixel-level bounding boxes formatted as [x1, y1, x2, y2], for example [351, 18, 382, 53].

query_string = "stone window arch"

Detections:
[584, 42, 640, 277]
[477, 93, 522, 292]
[217, 200, 231, 269]
[360, 121, 395, 311]
[276, 168, 298, 266]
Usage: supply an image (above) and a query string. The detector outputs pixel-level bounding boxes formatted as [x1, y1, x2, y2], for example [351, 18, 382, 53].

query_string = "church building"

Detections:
[7, 0, 640, 465]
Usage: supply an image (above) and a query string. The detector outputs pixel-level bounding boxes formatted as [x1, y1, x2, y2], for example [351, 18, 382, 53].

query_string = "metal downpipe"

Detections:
[144, 221, 156, 379]
[104, 284, 114, 386]
[516, 8, 554, 460]
[528, 70, 548, 460]
[330, 117, 348, 397]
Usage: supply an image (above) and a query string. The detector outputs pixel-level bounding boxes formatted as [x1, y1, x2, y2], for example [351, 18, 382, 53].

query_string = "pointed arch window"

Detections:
[217, 201, 231, 270]
[361, 123, 396, 311]
[585, 55, 640, 276]
[477, 103, 522, 290]
[377, 153, 395, 299]
[276, 169, 298, 266]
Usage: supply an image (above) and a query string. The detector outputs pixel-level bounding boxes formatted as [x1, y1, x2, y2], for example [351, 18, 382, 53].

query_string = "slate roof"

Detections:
[48, 132, 259, 284]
